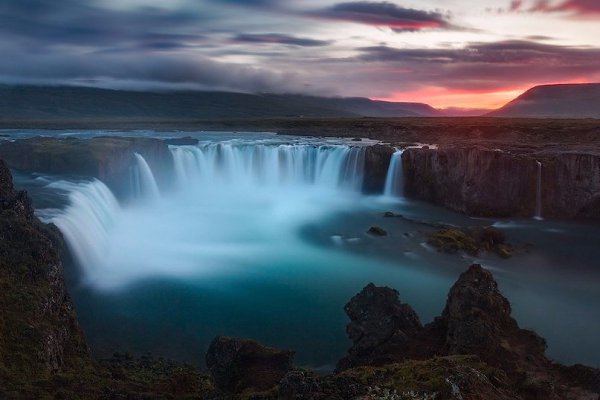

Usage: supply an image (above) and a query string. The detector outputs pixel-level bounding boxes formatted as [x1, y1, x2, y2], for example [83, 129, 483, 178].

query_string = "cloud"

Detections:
[232, 33, 331, 47]
[507, 0, 600, 16]
[309, 1, 454, 32]
[350, 40, 600, 92]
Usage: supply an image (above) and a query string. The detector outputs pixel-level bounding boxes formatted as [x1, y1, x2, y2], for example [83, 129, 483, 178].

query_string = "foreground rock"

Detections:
[206, 336, 294, 395]
[332, 264, 599, 400]
[0, 160, 213, 399]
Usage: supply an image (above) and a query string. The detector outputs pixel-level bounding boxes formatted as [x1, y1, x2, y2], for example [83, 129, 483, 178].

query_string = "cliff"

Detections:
[402, 146, 600, 219]
[0, 137, 173, 197]
[0, 160, 91, 391]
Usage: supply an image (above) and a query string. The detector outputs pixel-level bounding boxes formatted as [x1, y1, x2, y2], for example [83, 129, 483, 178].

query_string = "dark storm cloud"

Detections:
[354, 40, 600, 90]
[0, 45, 302, 93]
[0, 0, 204, 48]
[232, 33, 331, 47]
[310, 1, 453, 32]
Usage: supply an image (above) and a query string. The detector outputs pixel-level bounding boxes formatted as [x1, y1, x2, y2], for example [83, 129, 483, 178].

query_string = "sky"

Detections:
[0, 0, 599, 109]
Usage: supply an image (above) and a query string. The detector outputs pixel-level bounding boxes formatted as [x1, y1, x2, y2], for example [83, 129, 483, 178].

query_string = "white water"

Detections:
[52, 142, 367, 288]
[383, 149, 405, 198]
[535, 161, 543, 220]
[132, 153, 160, 200]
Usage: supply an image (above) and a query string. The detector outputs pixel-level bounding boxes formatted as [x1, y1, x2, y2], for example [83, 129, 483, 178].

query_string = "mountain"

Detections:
[488, 83, 600, 118]
[0, 85, 442, 120]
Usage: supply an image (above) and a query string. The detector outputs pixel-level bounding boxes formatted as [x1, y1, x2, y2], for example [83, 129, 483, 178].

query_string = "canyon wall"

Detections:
[402, 146, 600, 219]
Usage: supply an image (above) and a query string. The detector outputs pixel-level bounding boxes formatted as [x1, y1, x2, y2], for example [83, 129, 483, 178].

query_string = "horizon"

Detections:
[1, 0, 599, 109]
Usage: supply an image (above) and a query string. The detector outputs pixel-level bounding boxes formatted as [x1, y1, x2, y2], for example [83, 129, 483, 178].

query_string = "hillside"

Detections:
[0, 85, 441, 120]
[489, 83, 600, 118]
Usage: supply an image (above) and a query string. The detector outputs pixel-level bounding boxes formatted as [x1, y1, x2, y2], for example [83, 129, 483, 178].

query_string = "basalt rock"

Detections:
[403, 145, 600, 219]
[336, 283, 422, 371]
[362, 144, 394, 193]
[0, 136, 173, 197]
[403, 146, 538, 217]
[206, 336, 295, 394]
[336, 264, 599, 399]
[0, 160, 91, 387]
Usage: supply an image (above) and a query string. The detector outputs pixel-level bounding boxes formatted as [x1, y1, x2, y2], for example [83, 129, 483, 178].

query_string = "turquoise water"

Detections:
[9, 131, 600, 370]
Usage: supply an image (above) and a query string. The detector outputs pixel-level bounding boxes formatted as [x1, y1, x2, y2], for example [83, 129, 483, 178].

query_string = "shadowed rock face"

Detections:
[206, 336, 295, 394]
[362, 144, 394, 193]
[0, 160, 90, 382]
[0, 137, 174, 197]
[337, 283, 422, 371]
[403, 146, 600, 219]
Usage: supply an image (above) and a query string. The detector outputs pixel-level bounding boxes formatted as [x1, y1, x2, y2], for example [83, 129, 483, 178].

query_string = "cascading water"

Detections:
[132, 153, 161, 200]
[383, 149, 405, 198]
[535, 160, 543, 220]
[52, 142, 367, 288]
[169, 142, 365, 191]
[51, 180, 121, 278]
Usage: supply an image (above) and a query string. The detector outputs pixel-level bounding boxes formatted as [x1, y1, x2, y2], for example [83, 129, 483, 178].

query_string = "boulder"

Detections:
[206, 336, 294, 394]
[336, 283, 422, 370]
[367, 226, 387, 236]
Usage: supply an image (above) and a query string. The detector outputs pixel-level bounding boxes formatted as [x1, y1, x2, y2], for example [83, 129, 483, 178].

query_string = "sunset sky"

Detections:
[1, 0, 599, 109]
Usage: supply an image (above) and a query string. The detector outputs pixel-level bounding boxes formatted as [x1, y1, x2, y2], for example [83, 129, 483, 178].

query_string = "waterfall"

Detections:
[51, 180, 121, 276]
[169, 142, 366, 191]
[534, 160, 543, 220]
[133, 153, 160, 200]
[50, 140, 369, 288]
[384, 149, 405, 198]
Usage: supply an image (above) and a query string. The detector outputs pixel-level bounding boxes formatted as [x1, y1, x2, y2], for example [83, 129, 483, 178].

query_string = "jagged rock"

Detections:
[206, 336, 294, 393]
[429, 264, 547, 373]
[336, 283, 422, 370]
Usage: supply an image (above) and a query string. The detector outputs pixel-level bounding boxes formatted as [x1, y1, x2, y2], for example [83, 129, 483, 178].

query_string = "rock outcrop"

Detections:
[0, 136, 173, 197]
[362, 144, 394, 193]
[403, 146, 538, 217]
[0, 160, 90, 385]
[206, 336, 295, 394]
[403, 146, 600, 219]
[333, 264, 599, 400]
[337, 283, 422, 370]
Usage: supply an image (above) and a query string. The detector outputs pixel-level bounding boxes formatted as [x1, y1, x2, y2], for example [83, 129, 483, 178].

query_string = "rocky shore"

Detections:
[1, 160, 599, 399]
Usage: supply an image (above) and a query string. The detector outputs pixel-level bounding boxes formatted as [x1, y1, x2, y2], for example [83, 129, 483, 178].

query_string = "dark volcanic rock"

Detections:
[206, 336, 294, 393]
[0, 136, 173, 197]
[336, 283, 422, 370]
[430, 264, 547, 372]
[367, 226, 388, 236]
[403, 145, 600, 219]
[403, 146, 538, 217]
[0, 160, 90, 384]
[336, 264, 600, 399]
[362, 144, 394, 193]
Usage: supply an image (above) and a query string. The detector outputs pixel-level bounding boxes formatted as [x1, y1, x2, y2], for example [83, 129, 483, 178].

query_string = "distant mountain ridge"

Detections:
[0, 85, 442, 120]
[488, 83, 600, 118]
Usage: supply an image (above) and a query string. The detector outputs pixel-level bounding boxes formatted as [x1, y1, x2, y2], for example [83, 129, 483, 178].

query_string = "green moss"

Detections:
[428, 228, 479, 255]
[428, 227, 513, 258]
